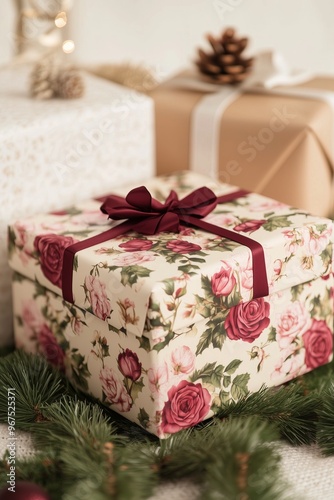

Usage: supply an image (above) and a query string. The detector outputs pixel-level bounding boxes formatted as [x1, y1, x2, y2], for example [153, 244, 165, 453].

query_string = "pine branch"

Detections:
[0, 450, 63, 500]
[1, 349, 333, 498]
[112, 441, 159, 500]
[33, 398, 126, 451]
[203, 418, 291, 500]
[153, 417, 287, 500]
[316, 383, 334, 456]
[293, 358, 334, 394]
[0, 351, 72, 431]
[216, 385, 319, 445]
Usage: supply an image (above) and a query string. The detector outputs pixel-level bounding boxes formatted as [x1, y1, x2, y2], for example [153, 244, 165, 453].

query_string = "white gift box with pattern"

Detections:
[0, 66, 154, 345]
[8, 171, 334, 437]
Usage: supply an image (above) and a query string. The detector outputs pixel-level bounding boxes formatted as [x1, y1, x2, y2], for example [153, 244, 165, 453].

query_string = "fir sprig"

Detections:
[0, 351, 71, 430]
[216, 385, 320, 445]
[156, 417, 286, 499]
[1, 350, 334, 499]
[35, 398, 126, 450]
[316, 383, 334, 456]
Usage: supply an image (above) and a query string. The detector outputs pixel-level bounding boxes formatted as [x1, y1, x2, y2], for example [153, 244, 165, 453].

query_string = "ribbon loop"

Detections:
[100, 186, 218, 233]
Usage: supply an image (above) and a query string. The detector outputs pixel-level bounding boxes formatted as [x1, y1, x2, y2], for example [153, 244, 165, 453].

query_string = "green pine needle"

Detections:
[0, 450, 63, 500]
[316, 383, 334, 456]
[1, 349, 334, 499]
[203, 418, 290, 500]
[0, 351, 71, 431]
[216, 385, 319, 445]
[34, 398, 126, 451]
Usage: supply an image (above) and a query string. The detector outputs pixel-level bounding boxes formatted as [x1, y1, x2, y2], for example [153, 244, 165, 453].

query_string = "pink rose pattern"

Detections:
[161, 380, 211, 434]
[99, 367, 132, 412]
[85, 275, 111, 321]
[225, 298, 270, 343]
[38, 324, 66, 371]
[119, 239, 153, 252]
[303, 320, 333, 369]
[112, 252, 156, 267]
[166, 240, 202, 253]
[233, 219, 266, 233]
[211, 261, 236, 297]
[118, 349, 142, 381]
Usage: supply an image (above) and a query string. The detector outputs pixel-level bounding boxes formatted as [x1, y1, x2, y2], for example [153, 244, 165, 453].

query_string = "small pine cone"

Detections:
[30, 58, 57, 99]
[195, 27, 253, 84]
[56, 69, 85, 99]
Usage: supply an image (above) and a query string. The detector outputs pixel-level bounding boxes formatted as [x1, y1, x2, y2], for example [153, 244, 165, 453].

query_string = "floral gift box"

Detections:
[8, 171, 334, 437]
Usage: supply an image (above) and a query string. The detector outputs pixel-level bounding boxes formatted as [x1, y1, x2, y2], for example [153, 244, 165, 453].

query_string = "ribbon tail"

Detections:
[181, 215, 269, 299]
[62, 219, 134, 304]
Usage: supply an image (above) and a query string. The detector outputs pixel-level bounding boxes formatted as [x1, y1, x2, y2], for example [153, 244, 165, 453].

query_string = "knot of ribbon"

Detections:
[62, 186, 269, 305]
[100, 186, 218, 234]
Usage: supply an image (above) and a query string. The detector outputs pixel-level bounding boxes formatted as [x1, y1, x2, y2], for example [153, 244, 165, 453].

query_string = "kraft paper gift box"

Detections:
[150, 69, 334, 218]
[0, 66, 154, 346]
[8, 171, 334, 438]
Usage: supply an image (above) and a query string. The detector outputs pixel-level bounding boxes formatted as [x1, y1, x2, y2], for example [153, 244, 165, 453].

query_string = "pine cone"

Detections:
[30, 58, 85, 100]
[30, 58, 57, 99]
[195, 28, 253, 84]
[56, 68, 85, 99]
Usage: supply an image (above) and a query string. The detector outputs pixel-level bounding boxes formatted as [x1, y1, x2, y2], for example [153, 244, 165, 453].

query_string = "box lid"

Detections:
[8, 171, 334, 340]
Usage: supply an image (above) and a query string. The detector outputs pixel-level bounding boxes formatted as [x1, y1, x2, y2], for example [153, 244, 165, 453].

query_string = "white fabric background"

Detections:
[1, 424, 334, 499]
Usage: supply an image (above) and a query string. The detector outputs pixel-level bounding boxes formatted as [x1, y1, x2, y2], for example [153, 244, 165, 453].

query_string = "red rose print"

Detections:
[34, 233, 77, 288]
[166, 240, 202, 254]
[119, 239, 153, 252]
[211, 261, 236, 296]
[303, 319, 333, 369]
[225, 298, 270, 343]
[38, 324, 65, 371]
[179, 227, 196, 236]
[118, 349, 142, 381]
[161, 380, 211, 434]
[233, 220, 266, 233]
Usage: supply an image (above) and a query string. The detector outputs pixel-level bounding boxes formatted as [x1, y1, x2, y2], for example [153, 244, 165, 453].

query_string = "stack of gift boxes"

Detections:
[4, 54, 334, 438]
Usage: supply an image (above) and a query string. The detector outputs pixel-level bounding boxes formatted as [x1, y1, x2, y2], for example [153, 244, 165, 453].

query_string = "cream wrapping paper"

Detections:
[150, 54, 334, 218]
[8, 171, 334, 437]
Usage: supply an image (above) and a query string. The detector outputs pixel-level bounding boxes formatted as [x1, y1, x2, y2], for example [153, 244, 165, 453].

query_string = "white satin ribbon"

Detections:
[190, 88, 241, 177]
[177, 51, 334, 178]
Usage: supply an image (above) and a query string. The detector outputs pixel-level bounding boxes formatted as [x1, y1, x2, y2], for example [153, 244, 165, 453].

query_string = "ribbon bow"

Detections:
[100, 186, 218, 234]
[62, 186, 268, 305]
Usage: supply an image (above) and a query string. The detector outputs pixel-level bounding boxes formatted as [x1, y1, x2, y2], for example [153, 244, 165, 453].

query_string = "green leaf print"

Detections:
[131, 377, 145, 401]
[231, 373, 250, 400]
[225, 359, 242, 375]
[263, 216, 292, 232]
[120, 265, 153, 287]
[138, 408, 150, 429]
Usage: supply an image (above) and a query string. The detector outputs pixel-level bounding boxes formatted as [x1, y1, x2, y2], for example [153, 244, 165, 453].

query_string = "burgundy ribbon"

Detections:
[62, 186, 269, 304]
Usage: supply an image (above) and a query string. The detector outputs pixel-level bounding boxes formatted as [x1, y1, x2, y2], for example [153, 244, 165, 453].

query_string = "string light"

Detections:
[55, 11, 67, 28]
[15, 1, 76, 56]
[62, 39, 75, 54]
